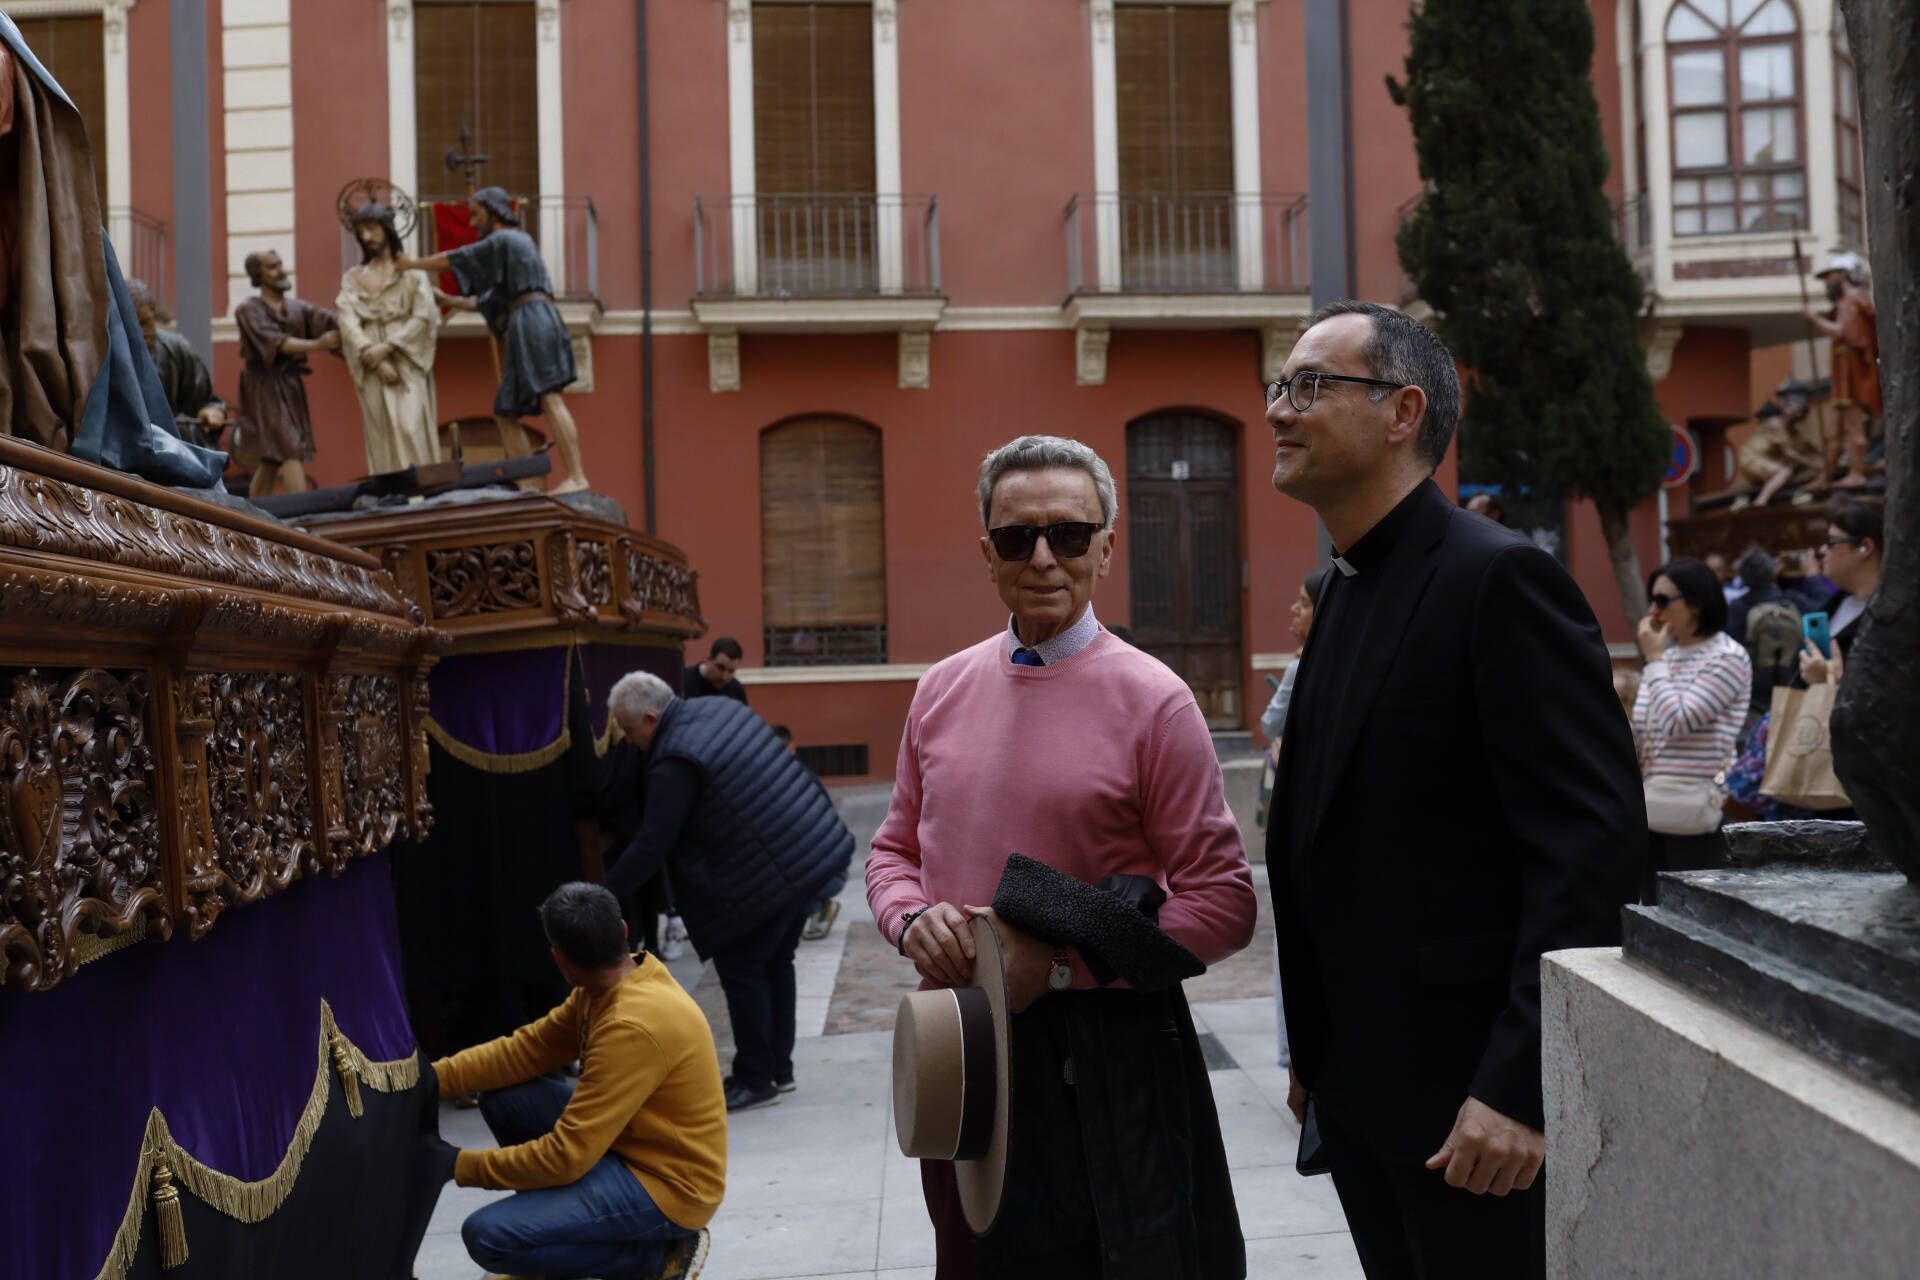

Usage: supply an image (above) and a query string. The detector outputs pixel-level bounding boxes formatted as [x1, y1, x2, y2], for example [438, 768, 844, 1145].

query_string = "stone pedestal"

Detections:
[1543, 948, 1920, 1279]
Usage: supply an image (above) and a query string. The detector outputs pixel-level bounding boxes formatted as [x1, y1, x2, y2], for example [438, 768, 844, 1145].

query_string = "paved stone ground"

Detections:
[414, 785, 1357, 1280]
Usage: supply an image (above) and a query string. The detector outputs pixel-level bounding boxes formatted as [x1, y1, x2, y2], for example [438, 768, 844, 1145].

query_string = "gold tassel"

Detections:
[150, 1152, 188, 1270]
[331, 1033, 363, 1119]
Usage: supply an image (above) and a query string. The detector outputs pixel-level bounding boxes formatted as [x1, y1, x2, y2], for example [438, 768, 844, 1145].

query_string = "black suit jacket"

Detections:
[1268, 482, 1643, 1165]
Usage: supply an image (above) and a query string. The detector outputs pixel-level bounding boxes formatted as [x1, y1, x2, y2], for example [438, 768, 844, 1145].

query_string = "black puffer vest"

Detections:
[648, 696, 853, 956]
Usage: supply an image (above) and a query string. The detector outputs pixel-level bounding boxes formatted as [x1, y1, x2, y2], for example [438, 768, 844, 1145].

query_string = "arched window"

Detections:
[760, 417, 887, 666]
[1665, 0, 1804, 236]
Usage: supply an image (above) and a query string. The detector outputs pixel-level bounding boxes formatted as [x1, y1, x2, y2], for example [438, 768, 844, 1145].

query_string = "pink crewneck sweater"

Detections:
[867, 630, 1257, 977]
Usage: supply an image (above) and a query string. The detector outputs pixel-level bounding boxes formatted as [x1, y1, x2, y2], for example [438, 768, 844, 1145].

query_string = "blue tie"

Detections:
[1012, 648, 1045, 667]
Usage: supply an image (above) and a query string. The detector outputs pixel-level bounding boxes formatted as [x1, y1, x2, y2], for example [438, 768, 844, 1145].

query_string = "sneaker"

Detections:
[655, 1227, 711, 1280]
[726, 1074, 796, 1095]
[724, 1081, 779, 1111]
[661, 914, 688, 961]
[801, 898, 840, 941]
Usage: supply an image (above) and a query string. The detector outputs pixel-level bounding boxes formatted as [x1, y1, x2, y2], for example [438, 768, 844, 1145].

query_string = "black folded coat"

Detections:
[990, 852, 1205, 990]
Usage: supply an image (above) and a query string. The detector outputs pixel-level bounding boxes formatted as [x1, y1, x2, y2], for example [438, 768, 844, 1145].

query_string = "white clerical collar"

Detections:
[1332, 556, 1358, 578]
[1007, 604, 1101, 665]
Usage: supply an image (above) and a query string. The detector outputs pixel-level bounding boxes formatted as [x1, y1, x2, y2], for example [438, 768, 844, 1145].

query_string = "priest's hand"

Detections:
[967, 907, 1050, 1014]
[901, 901, 974, 987]
[1425, 1096, 1545, 1196]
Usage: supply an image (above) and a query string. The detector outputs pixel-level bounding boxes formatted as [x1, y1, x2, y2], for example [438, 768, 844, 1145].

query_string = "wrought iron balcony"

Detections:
[694, 194, 941, 299]
[1064, 192, 1309, 296]
[108, 207, 169, 310]
[343, 194, 599, 301]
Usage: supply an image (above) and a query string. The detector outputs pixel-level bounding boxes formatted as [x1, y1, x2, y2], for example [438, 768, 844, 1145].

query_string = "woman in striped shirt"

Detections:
[1631, 558, 1753, 902]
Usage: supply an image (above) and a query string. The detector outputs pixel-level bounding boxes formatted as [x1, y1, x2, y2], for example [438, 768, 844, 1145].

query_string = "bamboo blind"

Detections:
[16, 16, 108, 202]
[1115, 4, 1233, 195]
[414, 2, 540, 199]
[753, 3, 876, 195]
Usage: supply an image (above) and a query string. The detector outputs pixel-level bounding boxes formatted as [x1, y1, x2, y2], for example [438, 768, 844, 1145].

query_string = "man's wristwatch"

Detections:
[1048, 944, 1073, 992]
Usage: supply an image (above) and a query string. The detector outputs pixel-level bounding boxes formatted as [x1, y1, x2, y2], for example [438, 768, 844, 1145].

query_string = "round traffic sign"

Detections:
[1662, 426, 1698, 489]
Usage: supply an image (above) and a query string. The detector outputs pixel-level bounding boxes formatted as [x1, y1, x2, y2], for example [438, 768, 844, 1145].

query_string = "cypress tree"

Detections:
[1389, 0, 1669, 618]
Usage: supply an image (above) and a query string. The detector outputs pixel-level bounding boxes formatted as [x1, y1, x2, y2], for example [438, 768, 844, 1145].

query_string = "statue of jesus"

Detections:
[337, 201, 441, 474]
[399, 187, 589, 493]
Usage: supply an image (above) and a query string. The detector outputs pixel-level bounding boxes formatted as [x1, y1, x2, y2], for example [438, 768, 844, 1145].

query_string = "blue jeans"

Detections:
[461, 1077, 693, 1280]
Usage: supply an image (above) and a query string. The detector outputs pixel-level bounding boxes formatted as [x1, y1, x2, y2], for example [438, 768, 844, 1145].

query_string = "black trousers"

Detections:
[1319, 1103, 1545, 1280]
[710, 907, 808, 1091]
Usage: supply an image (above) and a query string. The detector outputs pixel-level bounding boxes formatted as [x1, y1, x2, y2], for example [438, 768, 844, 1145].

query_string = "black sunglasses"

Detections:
[987, 521, 1102, 561]
[1649, 592, 1678, 609]
[1265, 370, 1407, 413]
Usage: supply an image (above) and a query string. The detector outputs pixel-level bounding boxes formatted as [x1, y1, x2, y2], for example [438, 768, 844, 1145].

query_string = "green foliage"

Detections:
[1389, 0, 1669, 509]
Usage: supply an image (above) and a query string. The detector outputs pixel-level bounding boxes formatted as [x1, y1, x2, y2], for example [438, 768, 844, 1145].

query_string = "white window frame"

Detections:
[724, 0, 905, 296]
[386, 0, 567, 287]
[1087, 0, 1265, 292]
[9, 1, 136, 266]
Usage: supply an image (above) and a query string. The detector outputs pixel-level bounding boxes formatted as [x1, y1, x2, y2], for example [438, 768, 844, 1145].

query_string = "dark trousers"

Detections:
[1319, 1103, 1544, 1280]
[1642, 828, 1727, 904]
[710, 907, 808, 1091]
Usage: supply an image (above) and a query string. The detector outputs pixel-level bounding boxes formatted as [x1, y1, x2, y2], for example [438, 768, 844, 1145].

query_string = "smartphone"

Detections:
[1802, 611, 1832, 659]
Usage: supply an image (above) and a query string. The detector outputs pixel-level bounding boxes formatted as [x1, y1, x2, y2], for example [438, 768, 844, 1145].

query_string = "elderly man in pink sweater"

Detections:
[868, 434, 1258, 1278]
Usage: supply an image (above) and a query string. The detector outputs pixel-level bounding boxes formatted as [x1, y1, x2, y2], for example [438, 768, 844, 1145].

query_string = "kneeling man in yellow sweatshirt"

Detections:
[424, 881, 727, 1280]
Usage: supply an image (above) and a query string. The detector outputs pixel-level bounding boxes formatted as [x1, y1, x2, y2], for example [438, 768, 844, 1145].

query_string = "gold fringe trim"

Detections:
[74, 916, 150, 967]
[90, 1000, 421, 1280]
[426, 715, 572, 772]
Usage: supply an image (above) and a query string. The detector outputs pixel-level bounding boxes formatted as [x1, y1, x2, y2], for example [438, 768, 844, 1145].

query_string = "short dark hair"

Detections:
[709, 636, 743, 661]
[771, 723, 793, 743]
[1735, 545, 1776, 591]
[538, 882, 629, 969]
[243, 250, 276, 287]
[1827, 494, 1884, 554]
[1306, 300, 1461, 470]
[1649, 558, 1728, 638]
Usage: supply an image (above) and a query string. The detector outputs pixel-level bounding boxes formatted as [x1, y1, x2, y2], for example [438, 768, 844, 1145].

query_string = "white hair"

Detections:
[608, 671, 674, 724]
[977, 435, 1118, 530]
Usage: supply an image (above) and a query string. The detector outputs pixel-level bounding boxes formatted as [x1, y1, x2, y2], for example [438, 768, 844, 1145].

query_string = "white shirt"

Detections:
[1005, 603, 1101, 666]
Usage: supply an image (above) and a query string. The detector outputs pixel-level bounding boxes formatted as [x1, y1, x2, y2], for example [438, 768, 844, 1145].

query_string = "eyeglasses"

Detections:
[1822, 535, 1859, 549]
[987, 521, 1101, 561]
[1649, 592, 1678, 609]
[1264, 371, 1407, 414]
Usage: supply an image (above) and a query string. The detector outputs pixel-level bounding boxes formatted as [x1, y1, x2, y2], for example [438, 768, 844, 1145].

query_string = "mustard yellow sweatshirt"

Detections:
[432, 956, 727, 1229]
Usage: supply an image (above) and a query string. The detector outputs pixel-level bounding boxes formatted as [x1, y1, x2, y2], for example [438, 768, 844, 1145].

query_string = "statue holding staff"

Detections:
[335, 183, 442, 474]
[1806, 250, 1882, 492]
[399, 186, 590, 494]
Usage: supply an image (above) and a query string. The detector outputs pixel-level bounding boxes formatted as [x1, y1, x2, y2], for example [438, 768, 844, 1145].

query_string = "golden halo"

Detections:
[335, 178, 418, 239]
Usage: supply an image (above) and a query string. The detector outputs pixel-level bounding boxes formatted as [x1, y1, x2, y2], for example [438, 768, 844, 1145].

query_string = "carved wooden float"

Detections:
[0, 437, 440, 993]
[290, 492, 706, 651]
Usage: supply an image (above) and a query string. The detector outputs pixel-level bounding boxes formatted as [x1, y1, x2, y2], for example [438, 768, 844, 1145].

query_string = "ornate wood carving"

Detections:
[426, 541, 542, 617]
[0, 440, 438, 993]
[0, 669, 171, 992]
[577, 539, 613, 608]
[295, 493, 705, 648]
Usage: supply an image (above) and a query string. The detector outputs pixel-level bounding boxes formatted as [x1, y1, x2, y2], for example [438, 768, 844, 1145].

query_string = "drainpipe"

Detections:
[171, 0, 212, 363]
[638, 0, 657, 533]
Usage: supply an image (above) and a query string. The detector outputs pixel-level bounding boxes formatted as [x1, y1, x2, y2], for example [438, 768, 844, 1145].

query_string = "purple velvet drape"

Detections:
[0, 853, 415, 1280]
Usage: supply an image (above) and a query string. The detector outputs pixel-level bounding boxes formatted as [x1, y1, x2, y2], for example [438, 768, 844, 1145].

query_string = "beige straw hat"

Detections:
[891, 911, 1012, 1235]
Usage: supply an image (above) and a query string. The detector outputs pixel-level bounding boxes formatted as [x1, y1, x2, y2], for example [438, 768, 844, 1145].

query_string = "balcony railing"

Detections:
[342, 194, 599, 301]
[1065, 193, 1309, 295]
[695, 194, 941, 299]
[109, 207, 169, 311]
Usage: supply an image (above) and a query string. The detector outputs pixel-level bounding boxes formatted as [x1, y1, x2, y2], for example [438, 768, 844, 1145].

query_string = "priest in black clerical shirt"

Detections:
[1265, 302, 1642, 1279]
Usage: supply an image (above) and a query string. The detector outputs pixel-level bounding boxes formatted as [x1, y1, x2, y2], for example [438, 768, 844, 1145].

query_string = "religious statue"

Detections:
[335, 184, 441, 475]
[1731, 392, 1824, 508]
[0, 15, 223, 487]
[399, 186, 589, 494]
[126, 277, 226, 449]
[1807, 250, 1881, 492]
[233, 249, 340, 500]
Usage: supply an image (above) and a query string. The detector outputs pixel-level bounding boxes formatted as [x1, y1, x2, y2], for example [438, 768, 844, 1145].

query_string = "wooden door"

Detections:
[1126, 413, 1243, 727]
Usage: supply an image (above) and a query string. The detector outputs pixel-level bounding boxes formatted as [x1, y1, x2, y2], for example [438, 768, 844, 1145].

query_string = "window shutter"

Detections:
[16, 17, 108, 203]
[1116, 5, 1232, 196]
[414, 2, 540, 200]
[753, 3, 875, 195]
[761, 419, 886, 629]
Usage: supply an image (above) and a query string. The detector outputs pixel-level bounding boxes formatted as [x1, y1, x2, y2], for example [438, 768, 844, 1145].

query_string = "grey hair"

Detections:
[977, 435, 1118, 529]
[538, 881, 630, 968]
[1306, 300, 1461, 470]
[608, 670, 673, 724]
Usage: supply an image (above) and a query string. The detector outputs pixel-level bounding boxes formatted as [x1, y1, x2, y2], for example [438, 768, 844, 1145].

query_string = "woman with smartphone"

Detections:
[1631, 559, 1753, 902]
[1800, 495, 1884, 684]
